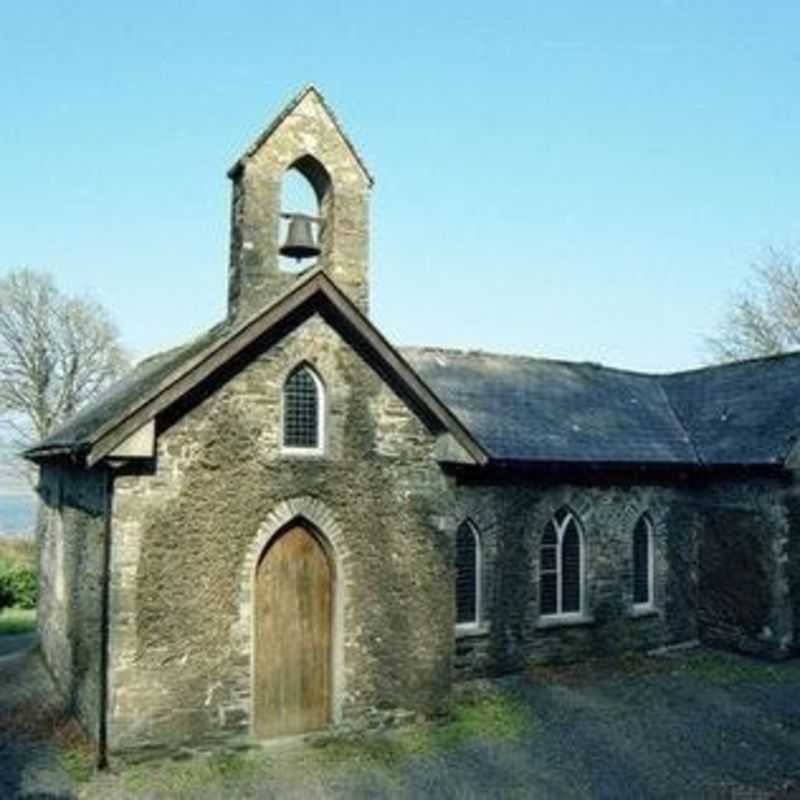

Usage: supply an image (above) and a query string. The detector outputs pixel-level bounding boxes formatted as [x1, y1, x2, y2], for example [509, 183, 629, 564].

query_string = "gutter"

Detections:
[22, 445, 82, 462]
[22, 443, 91, 467]
[442, 457, 788, 483]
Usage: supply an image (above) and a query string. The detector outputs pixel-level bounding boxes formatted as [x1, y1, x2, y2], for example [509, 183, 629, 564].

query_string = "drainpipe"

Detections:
[97, 463, 113, 769]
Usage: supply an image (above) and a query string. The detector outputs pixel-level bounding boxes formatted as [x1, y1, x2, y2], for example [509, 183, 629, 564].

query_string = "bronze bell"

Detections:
[279, 213, 321, 261]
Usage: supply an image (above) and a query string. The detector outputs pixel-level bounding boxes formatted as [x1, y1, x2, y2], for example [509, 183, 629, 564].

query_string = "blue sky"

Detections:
[1, 1, 799, 374]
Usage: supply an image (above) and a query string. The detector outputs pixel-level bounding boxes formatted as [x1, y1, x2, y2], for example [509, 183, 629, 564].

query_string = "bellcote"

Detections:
[227, 85, 373, 321]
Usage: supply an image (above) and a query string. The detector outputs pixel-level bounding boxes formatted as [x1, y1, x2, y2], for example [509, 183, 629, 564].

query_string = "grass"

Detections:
[115, 751, 267, 798]
[81, 688, 532, 799]
[0, 607, 36, 636]
[529, 646, 800, 687]
[675, 648, 800, 685]
[311, 689, 532, 770]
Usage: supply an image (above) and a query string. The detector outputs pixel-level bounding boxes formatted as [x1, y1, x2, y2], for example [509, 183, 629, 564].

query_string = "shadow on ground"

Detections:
[0, 637, 75, 800]
[2, 637, 800, 799]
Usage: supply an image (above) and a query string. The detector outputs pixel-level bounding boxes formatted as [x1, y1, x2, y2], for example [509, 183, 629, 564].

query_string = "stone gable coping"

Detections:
[227, 84, 374, 187]
[77, 269, 487, 468]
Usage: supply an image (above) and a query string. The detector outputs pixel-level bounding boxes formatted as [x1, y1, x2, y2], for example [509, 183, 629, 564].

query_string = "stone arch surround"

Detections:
[236, 496, 350, 730]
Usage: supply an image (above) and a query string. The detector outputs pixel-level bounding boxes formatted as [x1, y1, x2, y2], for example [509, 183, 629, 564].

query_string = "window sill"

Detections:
[628, 606, 660, 619]
[536, 614, 595, 630]
[280, 448, 326, 459]
[455, 623, 490, 640]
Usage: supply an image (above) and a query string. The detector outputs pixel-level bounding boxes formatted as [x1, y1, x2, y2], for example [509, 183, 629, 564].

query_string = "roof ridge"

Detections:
[661, 348, 800, 379]
[401, 345, 662, 378]
[404, 343, 800, 380]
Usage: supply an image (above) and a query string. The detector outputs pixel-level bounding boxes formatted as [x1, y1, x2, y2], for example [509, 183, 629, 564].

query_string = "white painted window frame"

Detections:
[540, 509, 586, 622]
[632, 514, 655, 612]
[281, 364, 326, 456]
[455, 520, 483, 634]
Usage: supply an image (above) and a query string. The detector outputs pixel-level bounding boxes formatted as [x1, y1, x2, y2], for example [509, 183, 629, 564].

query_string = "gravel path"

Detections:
[2, 636, 800, 799]
[495, 666, 800, 799]
[0, 638, 75, 800]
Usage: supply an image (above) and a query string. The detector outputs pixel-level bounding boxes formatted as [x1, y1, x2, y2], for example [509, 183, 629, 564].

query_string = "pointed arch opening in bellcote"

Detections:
[279, 155, 332, 274]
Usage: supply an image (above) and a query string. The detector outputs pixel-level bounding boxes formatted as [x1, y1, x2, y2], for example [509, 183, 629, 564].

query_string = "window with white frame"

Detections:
[632, 513, 654, 608]
[455, 520, 482, 629]
[282, 364, 324, 452]
[539, 507, 584, 618]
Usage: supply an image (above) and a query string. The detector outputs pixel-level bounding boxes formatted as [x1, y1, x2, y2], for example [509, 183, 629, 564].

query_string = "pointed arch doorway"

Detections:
[254, 522, 333, 738]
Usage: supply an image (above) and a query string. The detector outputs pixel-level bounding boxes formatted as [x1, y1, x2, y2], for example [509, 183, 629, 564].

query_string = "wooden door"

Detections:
[254, 524, 332, 738]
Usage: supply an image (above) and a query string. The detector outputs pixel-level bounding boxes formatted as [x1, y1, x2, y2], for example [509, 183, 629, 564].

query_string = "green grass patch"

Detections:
[117, 751, 266, 799]
[79, 691, 532, 798]
[0, 606, 36, 635]
[530, 647, 800, 688]
[311, 689, 531, 770]
[435, 690, 531, 745]
[675, 648, 800, 685]
[58, 745, 94, 784]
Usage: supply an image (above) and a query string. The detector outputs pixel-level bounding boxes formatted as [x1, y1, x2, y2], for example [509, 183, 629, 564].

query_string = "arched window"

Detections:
[282, 364, 324, 452]
[540, 507, 584, 618]
[632, 514, 654, 608]
[455, 521, 482, 629]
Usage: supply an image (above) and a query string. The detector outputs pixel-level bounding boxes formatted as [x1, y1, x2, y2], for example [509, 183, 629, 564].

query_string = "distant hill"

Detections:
[0, 439, 36, 536]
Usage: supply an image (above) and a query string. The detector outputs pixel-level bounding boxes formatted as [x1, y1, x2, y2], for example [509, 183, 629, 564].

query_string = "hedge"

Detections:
[0, 560, 37, 611]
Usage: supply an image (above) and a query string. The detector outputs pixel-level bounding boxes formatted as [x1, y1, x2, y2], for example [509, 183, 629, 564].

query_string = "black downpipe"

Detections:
[97, 465, 113, 769]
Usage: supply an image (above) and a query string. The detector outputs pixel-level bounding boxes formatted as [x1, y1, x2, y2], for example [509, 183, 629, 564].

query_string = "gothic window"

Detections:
[282, 364, 324, 452]
[632, 513, 654, 608]
[455, 521, 482, 629]
[540, 507, 584, 618]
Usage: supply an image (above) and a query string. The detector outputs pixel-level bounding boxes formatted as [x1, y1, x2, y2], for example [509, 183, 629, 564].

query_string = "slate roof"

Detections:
[403, 347, 800, 467]
[26, 297, 800, 469]
[30, 322, 230, 456]
[26, 270, 486, 467]
[661, 355, 800, 465]
[402, 348, 697, 465]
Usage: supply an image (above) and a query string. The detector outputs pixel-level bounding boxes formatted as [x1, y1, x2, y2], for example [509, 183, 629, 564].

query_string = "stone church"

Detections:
[26, 85, 799, 759]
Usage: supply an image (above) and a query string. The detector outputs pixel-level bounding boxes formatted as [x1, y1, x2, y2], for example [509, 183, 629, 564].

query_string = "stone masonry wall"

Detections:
[37, 462, 107, 741]
[442, 480, 701, 677]
[694, 478, 795, 658]
[786, 480, 800, 654]
[107, 313, 451, 756]
[445, 473, 799, 677]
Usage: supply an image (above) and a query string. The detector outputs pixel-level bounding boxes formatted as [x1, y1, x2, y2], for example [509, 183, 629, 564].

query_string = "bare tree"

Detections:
[0, 269, 129, 449]
[707, 245, 800, 363]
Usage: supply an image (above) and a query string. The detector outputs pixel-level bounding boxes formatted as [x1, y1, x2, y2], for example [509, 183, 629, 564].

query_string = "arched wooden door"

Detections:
[254, 524, 333, 738]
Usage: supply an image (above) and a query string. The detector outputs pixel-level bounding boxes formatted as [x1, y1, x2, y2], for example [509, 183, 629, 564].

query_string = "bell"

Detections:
[279, 214, 321, 261]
